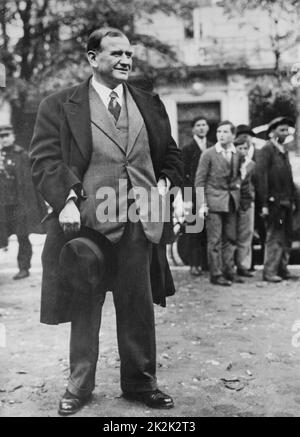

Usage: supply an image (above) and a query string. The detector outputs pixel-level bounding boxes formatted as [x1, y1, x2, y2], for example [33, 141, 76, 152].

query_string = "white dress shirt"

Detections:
[215, 142, 236, 162]
[91, 76, 123, 108]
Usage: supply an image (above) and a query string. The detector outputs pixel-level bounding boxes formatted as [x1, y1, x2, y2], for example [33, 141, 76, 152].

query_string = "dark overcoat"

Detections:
[29, 78, 183, 325]
[0, 145, 47, 247]
[255, 140, 295, 226]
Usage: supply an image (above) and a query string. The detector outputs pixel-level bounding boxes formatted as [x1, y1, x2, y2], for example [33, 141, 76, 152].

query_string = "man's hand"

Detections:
[59, 199, 81, 235]
[261, 207, 269, 218]
[199, 205, 209, 219]
[157, 178, 170, 197]
[173, 193, 185, 224]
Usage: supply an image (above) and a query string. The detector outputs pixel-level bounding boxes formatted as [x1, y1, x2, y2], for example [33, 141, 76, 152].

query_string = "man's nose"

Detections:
[120, 54, 131, 65]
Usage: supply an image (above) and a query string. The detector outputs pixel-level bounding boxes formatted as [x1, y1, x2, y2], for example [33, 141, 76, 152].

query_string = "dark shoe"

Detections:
[210, 275, 232, 286]
[224, 273, 245, 284]
[237, 268, 254, 278]
[58, 391, 91, 416]
[190, 266, 202, 277]
[13, 269, 30, 280]
[279, 271, 298, 280]
[263, 275, 282, 283]
[123, 389, 174, 409]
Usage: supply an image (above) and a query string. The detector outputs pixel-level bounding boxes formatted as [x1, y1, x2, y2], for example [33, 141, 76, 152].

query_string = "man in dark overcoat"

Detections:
[182, 117, 212, 276]
[0, 124, 46, 279]
[256, 117, 296, 282]
[29, 28, 183, 415]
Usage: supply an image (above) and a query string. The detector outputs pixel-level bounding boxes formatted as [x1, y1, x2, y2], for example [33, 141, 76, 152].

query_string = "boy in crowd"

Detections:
[234, 136, 256, 277]
[195, 121, 242, 286]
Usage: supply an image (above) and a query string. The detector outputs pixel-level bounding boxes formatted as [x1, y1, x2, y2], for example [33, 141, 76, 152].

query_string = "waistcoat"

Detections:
[79, 83, 164, 244]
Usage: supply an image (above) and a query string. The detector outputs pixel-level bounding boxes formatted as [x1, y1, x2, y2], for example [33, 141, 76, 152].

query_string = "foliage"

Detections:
[248, 76, 297, 127]
[218, 0, 300, 76]
[0, 0, 197, 94]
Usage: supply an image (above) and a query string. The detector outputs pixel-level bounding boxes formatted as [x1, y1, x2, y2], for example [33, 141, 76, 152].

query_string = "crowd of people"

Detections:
[182, 115, 298, 286]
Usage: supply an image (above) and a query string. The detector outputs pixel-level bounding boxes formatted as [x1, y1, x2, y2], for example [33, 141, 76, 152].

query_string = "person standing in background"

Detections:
[0, 124, 46, 279]
[234, 135, 257, 278]
[256, 117, 297, 283]
[182, 117, 212, 276]
[195, 121, 242, 286]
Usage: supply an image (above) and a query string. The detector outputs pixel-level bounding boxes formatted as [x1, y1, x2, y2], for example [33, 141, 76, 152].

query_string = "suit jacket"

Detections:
[30, 78, 183, 325]
[182, 138, 213, 208]
[194, 144, 241, 213]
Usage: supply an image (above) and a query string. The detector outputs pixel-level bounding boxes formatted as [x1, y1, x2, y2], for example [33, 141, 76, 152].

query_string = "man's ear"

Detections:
[87, 51, 97, 66]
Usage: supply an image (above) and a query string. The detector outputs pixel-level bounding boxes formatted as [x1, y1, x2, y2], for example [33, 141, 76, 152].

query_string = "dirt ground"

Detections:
[1, 235, 300, 417]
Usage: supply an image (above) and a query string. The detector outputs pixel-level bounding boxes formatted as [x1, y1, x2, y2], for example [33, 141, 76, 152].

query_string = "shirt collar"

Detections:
[91, 76, 124, 107]
[193, 135, 207, 150]
[215, 142, 236, 154]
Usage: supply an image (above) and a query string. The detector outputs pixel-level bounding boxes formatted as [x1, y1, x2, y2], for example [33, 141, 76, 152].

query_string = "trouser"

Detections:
[4, 205, 32, 271]
[263, 207, 292, 278]
[17, 235, 32, 271]
[206, 204, 237, 279]
[236, 203, 255, 271]
[187, 227, 208, 269]
[67, 221, 157, 398]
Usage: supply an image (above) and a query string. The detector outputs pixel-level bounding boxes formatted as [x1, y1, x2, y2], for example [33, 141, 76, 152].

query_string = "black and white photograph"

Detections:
[1, 0, 300, 420]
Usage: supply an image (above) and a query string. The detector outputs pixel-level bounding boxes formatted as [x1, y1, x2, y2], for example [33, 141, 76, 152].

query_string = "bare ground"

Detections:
[1, 236, 300, 417]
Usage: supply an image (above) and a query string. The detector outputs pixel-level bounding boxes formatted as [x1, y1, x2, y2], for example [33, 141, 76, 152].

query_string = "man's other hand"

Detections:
[261, 207, 269, 218]
[199, 205, 209, 219]
[59, 199, 81, 235]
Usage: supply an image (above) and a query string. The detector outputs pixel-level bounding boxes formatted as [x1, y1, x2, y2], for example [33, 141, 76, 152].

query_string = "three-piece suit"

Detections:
[29, 77, 183, 397]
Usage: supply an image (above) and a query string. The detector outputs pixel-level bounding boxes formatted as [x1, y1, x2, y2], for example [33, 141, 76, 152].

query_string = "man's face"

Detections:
[272, 124, 290, 144]
[193, 119, 209, 138]
[217, 124, 234, 146]
[88, 35, 133, 88]
[0, 131, 14, 148]
[236, 142, 249, 158]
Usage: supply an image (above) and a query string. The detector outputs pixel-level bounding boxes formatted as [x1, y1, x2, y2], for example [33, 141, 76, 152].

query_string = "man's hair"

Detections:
[191, 116, 209, 128]
[87, 27, 126, 53]
[217, 120, 235, 134]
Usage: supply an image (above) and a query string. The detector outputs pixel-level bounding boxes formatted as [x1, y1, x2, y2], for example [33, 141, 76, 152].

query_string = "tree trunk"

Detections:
[0, 0, 8, 50]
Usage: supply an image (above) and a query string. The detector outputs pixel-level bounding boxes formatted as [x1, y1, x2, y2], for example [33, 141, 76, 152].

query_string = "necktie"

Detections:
[108, 91, 121, 122]
[224, 149, 231, 162]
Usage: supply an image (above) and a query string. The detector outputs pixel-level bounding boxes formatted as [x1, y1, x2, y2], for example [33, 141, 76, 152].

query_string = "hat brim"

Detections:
[267, 118, 295, 134]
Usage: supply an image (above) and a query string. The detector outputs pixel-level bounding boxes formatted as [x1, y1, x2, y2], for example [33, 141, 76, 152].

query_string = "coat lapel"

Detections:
[89, 83, 126, 154]
[214, 147, 230, 170]
[63, 79, 93, 162]
[125, 86, 144, 156]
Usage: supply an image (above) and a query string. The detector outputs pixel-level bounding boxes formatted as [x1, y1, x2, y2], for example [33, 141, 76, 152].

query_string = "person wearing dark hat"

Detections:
[256, 116, 297, 282]
[0, 124, 46, 279]
[182, 116, 212, 276]
[30, 27, 183, 415]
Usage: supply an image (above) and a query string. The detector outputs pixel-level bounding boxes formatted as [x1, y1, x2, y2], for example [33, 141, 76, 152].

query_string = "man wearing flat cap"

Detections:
[0, 124, 46, 279]
[30, 27, 183, 415]
[256, 116, 297, 282]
